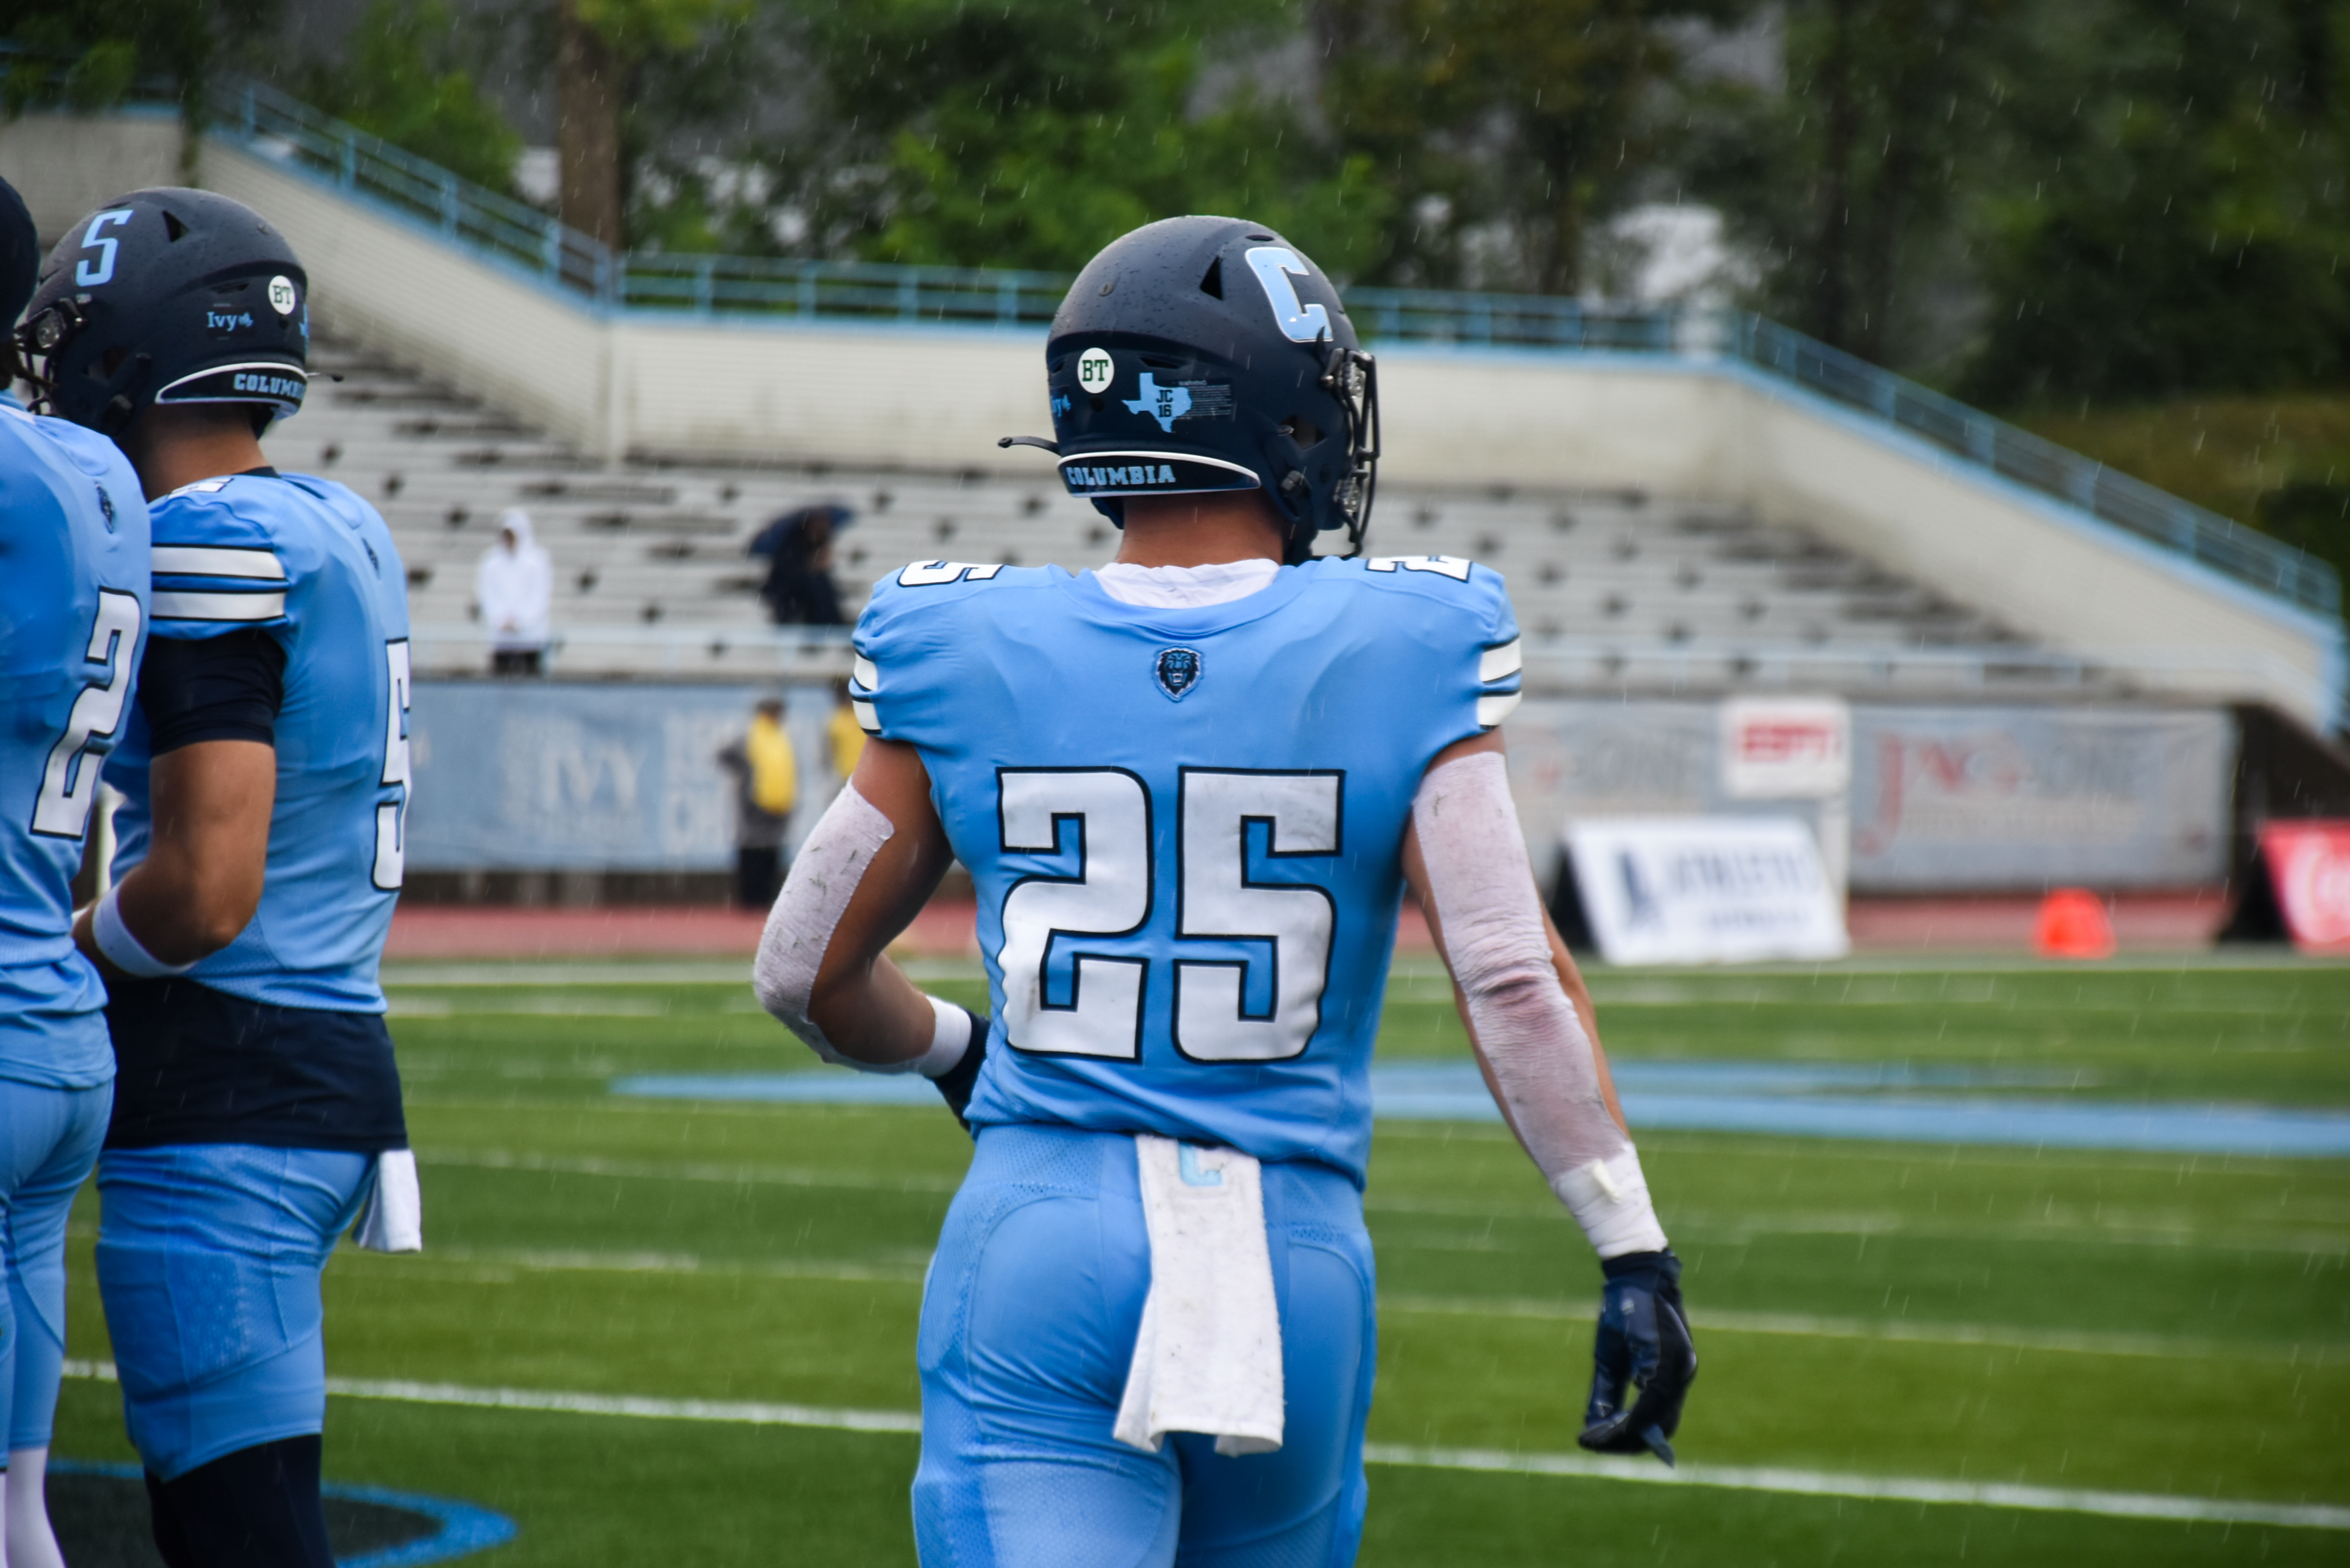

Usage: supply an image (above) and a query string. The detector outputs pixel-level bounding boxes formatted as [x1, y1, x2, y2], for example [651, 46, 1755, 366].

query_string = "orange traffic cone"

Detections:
[2035, 888, 2116, 959]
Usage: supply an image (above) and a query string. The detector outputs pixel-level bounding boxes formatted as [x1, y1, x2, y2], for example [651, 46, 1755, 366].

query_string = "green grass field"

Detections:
[55, 958, 2350, 1565]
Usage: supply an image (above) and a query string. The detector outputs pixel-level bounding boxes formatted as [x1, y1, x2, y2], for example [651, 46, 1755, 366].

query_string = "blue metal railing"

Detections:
[1729, 318, 2340, 616]
[192, 76, 2337, 619]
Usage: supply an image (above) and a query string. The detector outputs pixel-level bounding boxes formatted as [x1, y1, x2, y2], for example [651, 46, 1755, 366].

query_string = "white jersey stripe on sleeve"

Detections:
[1475, 690, 1522, 729]
[153, 545, 289, 581]
[152, 589, 289, 622]
[850, 699, 881, 735]
[1478, 639, 1523, 683]
[853, 654, 880, 689]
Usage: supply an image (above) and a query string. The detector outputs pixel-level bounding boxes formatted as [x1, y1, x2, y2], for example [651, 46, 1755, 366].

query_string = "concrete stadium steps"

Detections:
[288, 340, 2079, 690]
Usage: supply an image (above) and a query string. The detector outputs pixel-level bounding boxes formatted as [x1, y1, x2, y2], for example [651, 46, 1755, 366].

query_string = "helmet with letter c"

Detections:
[1007, 215, 1379, 565]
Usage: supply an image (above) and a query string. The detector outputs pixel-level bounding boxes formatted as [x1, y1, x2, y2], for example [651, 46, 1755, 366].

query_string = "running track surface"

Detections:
[386, 894, 2230, 961]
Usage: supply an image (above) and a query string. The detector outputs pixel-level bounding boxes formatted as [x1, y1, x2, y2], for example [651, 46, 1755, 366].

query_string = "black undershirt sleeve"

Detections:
[138, 629, 288, 754]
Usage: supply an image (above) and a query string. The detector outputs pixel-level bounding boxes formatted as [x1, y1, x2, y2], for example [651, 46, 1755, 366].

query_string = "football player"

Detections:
[756, 215, 1695, 1565]
[19, 189, 419, 1568]
[0, 174, 152, 1568]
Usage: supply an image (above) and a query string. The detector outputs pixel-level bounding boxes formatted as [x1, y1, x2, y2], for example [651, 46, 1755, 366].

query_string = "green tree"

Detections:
[774, 0, 1392, 275]
[4, 0, 279, 150]
[1960, 0, 2350, 402]
[298, 0, 522, 195]
[1319, 0, 1750, 292]
[1681, 0, 2008, 364]
[556, 0, 746, 247]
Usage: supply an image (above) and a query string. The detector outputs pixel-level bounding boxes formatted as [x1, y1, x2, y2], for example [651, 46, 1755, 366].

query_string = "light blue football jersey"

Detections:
[105, 471, 412, 1012]
[853, 554, 1523, 1183]
[0, 394, 151, 1087]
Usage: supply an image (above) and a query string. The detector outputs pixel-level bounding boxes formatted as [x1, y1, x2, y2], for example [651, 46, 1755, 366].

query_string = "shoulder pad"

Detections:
[859, 559, 1026, 626]
[891, 559, 1011, 589]
[149, 479, 300, 634]
[1363, 553, 1481, 582]
[1329, 555, 1520, 727]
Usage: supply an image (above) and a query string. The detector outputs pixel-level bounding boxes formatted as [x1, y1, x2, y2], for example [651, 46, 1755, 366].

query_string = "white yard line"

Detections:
[376, 1245, 930, 1285]
[371, 1243, 2330, 1363]
[57, 1361, 2349, 1530]
[1379, 1294, 2341, 1364]
[1358, 1442, 2350, 1531]
[420, 1146, 2344, 1255]
[421, 1147, 963, 1194]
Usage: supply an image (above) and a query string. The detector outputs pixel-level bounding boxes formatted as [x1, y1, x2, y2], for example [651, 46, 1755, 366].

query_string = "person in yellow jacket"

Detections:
[717, 697, 798, 908]
[827, 677, 867, 783]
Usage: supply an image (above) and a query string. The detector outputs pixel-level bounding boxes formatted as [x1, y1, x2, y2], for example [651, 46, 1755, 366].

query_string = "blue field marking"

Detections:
[612, 1063, 2350, 1157]
[51, 1460, 517, 1565]
[616, 1071, 937, 1104]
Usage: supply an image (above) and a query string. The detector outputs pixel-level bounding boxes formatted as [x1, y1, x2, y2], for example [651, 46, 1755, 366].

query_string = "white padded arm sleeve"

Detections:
[753, 784, 972, 1078]
[1413, 752, 1668, 1259]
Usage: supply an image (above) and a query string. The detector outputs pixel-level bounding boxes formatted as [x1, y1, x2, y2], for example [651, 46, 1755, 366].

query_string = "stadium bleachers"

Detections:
[301, 338, 2083, 693]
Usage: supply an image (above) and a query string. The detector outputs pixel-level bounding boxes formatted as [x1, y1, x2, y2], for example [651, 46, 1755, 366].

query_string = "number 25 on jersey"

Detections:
[995, 767, 1342, 1064]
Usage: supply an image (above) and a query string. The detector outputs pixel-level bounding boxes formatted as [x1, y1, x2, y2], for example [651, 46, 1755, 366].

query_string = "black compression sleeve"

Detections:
[139, 629, 287, 754]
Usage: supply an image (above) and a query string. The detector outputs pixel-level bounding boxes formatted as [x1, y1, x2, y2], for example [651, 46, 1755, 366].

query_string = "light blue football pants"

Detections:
[0, 1078, 111, 1452]
[94, 1145, 372, 1480]
[914, 1124, 1378, 1568]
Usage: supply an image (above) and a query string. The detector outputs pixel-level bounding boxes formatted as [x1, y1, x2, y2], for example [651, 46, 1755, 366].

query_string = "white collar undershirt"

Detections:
[1093, 558, 1281, 609]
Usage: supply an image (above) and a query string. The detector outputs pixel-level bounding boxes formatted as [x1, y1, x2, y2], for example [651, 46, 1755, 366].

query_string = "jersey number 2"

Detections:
[32, 590, 143, 840]
[372, 639, 412, 890]
[996, 767, 1340, 1063]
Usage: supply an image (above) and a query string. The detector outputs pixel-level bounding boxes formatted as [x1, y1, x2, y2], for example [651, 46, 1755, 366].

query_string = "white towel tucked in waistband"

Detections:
[1113, 1136, 1284, 1457]
[353, 1149, 424, 1253]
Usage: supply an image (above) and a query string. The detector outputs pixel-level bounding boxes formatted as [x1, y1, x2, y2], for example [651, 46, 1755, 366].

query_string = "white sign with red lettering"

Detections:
[2260, 822, 2350, 952]
[1721, 698, 1851, 799]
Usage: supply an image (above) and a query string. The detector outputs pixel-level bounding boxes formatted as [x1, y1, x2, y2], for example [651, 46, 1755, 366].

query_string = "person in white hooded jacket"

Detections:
[475, 509, 551, 674]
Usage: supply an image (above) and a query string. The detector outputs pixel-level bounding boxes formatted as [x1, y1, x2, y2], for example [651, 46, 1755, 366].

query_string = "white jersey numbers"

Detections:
[1173, 770, 1340, 1062]
[994, 766, 1343, 1064]
[371, 638, 412, 890]
[1366, 555, 1474, 581]
[32, 590, 143, 840]
[997, 769, 1153, 1058]
[898, 560, 1006, 587]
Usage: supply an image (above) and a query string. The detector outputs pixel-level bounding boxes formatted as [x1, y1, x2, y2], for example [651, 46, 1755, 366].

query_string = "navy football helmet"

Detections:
[1, 176, 37, 330]
[1006, 215, 1379, 563]
[15, 188, 309, 437]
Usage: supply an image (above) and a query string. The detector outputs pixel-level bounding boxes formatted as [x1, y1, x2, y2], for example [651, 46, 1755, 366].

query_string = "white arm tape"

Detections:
[1413, 751, 1667, 1259]
[754, 784, 894, 1066]
[93, 885, 195, 979]
[750, 784, 977, 1080]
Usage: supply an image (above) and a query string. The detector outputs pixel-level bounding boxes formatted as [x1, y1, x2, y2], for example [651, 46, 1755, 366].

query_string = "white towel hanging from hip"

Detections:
[1113, 1135, 1285, 1457]
[353, 1148, 423, 1253]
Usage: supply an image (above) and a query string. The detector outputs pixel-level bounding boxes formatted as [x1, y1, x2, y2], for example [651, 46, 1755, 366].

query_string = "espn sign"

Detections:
[1721, 698, 1851, 799]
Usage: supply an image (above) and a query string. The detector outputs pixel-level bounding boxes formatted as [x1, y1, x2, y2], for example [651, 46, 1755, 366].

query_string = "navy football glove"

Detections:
[930, 1007, 989, 1133]
[1578, 1248, 1697, 1467]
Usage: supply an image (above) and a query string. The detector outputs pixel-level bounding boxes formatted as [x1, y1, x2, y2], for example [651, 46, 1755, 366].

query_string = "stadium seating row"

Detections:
[296, 340, 2084, 691]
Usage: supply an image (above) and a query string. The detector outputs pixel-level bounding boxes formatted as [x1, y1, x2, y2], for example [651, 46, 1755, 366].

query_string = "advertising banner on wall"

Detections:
[1567, 817, 1850, 965]
[1509, 700, 2232, 894]
[1720, 697, 1852, 800]
[405, 682, 836, 870]
[2255, 822, 2350, 952]
[1845, 706, 2233, 890]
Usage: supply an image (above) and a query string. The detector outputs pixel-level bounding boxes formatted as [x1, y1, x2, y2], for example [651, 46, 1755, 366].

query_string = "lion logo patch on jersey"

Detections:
[1154, 647, 1203, 701]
